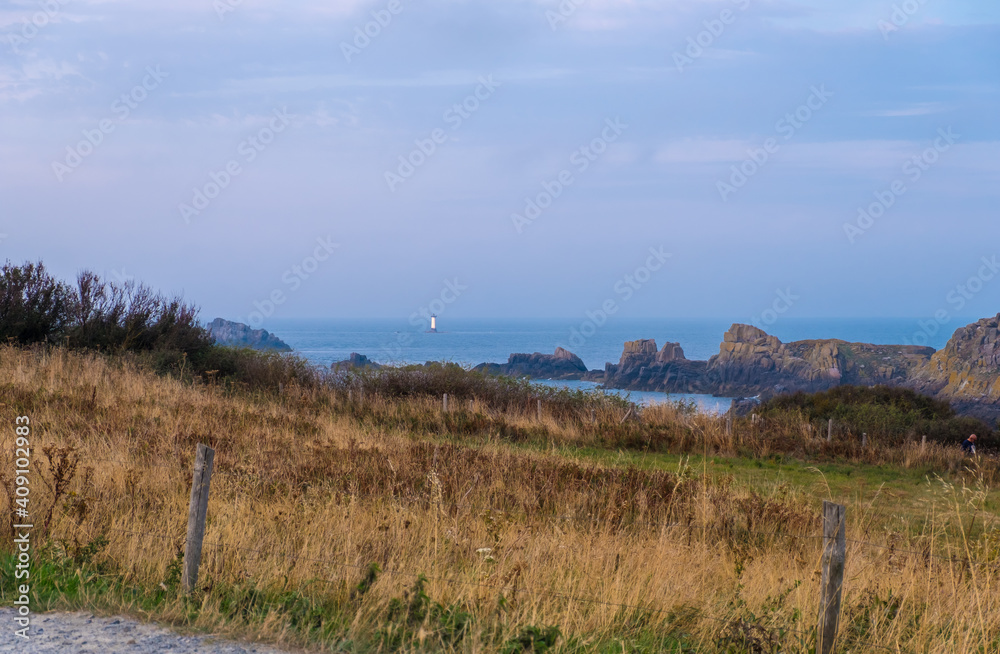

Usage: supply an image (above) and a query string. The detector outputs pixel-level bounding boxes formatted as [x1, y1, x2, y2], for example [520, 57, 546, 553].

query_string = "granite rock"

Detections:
[207, 318, 292, 351]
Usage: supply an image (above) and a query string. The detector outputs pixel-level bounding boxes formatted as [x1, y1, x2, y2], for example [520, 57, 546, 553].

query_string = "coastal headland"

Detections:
[444, 315, 1000, 419]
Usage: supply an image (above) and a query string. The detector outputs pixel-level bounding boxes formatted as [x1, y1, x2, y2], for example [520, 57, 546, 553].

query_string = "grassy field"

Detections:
[2, 345, 1000, 653]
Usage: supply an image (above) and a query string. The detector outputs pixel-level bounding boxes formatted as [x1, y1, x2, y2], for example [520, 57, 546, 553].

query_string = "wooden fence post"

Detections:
[443, 393, 448, 412]
[537, 399, 542, 421]
[817, 501, 846, 654]
[182, 443, 215, 594]
[591, 409, 596, 424]
[921, 434, 927, 451]
[827, 418, 833, 443]
[861, 433, 867, 449]
[726, 412, 733, 436]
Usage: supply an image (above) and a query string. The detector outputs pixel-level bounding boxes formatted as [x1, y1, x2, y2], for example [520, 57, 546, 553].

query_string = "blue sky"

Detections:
[1, 0, 998, 326]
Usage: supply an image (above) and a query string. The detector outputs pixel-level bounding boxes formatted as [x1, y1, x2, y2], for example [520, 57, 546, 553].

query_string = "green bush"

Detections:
[1, 260, 324, 394]
[1, 260, 211, 357]
[0, 261, 71, 344]
[760, 385, 994, 447]
[333, 361, 630, 416]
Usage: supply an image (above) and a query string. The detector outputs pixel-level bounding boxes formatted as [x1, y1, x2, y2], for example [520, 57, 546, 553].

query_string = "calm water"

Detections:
[264, 317, 969, 414]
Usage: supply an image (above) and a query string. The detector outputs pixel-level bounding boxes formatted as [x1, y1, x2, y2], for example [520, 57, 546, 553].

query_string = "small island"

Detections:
[206, 318, 293, 351]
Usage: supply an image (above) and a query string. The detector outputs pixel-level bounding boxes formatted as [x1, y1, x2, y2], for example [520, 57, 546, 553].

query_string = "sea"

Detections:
[265, 317, 970, 414]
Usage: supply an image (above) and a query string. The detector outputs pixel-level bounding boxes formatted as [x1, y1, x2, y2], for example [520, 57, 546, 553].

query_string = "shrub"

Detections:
[332, 362, 630, 417]
[65, 270, 211, 355]
[0, 261, 71, 344]
[0, 260, 324, 393]
[185, 345, 321, 390]
[0, 260, 212, 357]
[759, 385, 994, 447]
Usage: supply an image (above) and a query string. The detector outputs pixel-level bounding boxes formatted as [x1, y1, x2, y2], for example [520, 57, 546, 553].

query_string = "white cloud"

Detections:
[654, 138, 757, 164]
[861, 103, 950, 117]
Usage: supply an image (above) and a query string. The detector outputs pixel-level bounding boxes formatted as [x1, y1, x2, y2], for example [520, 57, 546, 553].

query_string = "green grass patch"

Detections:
[0, 540, 709, 653]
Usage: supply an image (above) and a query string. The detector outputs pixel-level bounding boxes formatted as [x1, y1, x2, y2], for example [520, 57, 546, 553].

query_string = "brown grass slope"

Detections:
[1, 345, 999, 653]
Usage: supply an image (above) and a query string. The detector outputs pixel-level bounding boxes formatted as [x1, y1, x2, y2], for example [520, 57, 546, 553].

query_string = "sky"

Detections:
[1, 0, 998, 328]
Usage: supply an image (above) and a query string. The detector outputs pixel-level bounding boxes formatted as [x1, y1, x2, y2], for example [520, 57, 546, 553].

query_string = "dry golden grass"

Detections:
[1, 345, 999, 653]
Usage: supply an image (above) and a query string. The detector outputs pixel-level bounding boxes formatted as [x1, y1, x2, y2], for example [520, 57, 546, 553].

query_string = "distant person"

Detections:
[961, 434, 978, 455]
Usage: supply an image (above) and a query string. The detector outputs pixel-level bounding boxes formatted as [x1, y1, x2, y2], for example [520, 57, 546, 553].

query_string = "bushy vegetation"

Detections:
[0, 260, 210, 354]
[759, 385, 994, 448]
[333, 362, 631, 418]
[0, 260, 328, 392]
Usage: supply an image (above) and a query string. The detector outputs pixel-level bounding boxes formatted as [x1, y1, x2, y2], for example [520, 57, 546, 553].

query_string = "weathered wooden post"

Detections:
[861, 432, 867, 449]
[817, 501, 846, 654]
[827, 418, 833, 443]
[591, 409, 596, 424]
[537, 399, 542, 421]
[348, 389, 353, 403]
[726, 411, 733, 436]
[921, 434, 927, 451]
[182, 443, 215, 594]
[443, 393, 448, 412]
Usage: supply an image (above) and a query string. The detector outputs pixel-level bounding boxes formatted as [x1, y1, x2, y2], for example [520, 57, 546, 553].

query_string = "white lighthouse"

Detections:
[430, 314, 437, 332]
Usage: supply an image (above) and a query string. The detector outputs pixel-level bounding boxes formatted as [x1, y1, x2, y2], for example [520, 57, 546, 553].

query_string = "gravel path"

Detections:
[0, 609, 300, 653]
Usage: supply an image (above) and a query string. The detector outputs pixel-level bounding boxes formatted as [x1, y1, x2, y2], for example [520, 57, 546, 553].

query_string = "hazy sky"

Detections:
[2, 0, 998, 327]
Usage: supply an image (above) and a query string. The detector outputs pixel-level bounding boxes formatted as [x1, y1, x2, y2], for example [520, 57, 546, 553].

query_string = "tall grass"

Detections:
[1, 345, 999, 652]
[331, 362, 631, 419]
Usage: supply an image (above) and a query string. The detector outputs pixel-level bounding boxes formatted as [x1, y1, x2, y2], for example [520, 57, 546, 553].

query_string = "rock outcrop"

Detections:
[703, 324, 935, 395]
[909, 314, 1000, 417]
[599, 340, 708, 392]
[297, 315, 1000, 419]
[474, 347, 591, 380]
[207, 318, 292, 351]
[587, 319, 1000, 418]
[331, 353, 381, 372]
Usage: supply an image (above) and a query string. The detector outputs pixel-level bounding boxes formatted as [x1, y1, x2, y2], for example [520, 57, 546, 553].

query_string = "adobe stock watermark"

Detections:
[559, 246, 671, 349]
[179, 108, 290, 224]
[878, 0, 931, 40]
[380, 278, 469, 359]
[843, 127, 958, 243]
[241, 236, 340, 329]
[903, 255, 999, 347]
[546, 0, 589, 31]
[5, 0, 69, 55]
[673, 0, 751, 73]
[511, 117, 628, 234]
[340, 0, 406, 62]
[384, 75, 500, 193]
[749, 288, 799, 330]
[214, 0, 244, 21]
[717, 84, 833, 202]
[51, 66, 169, 182]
